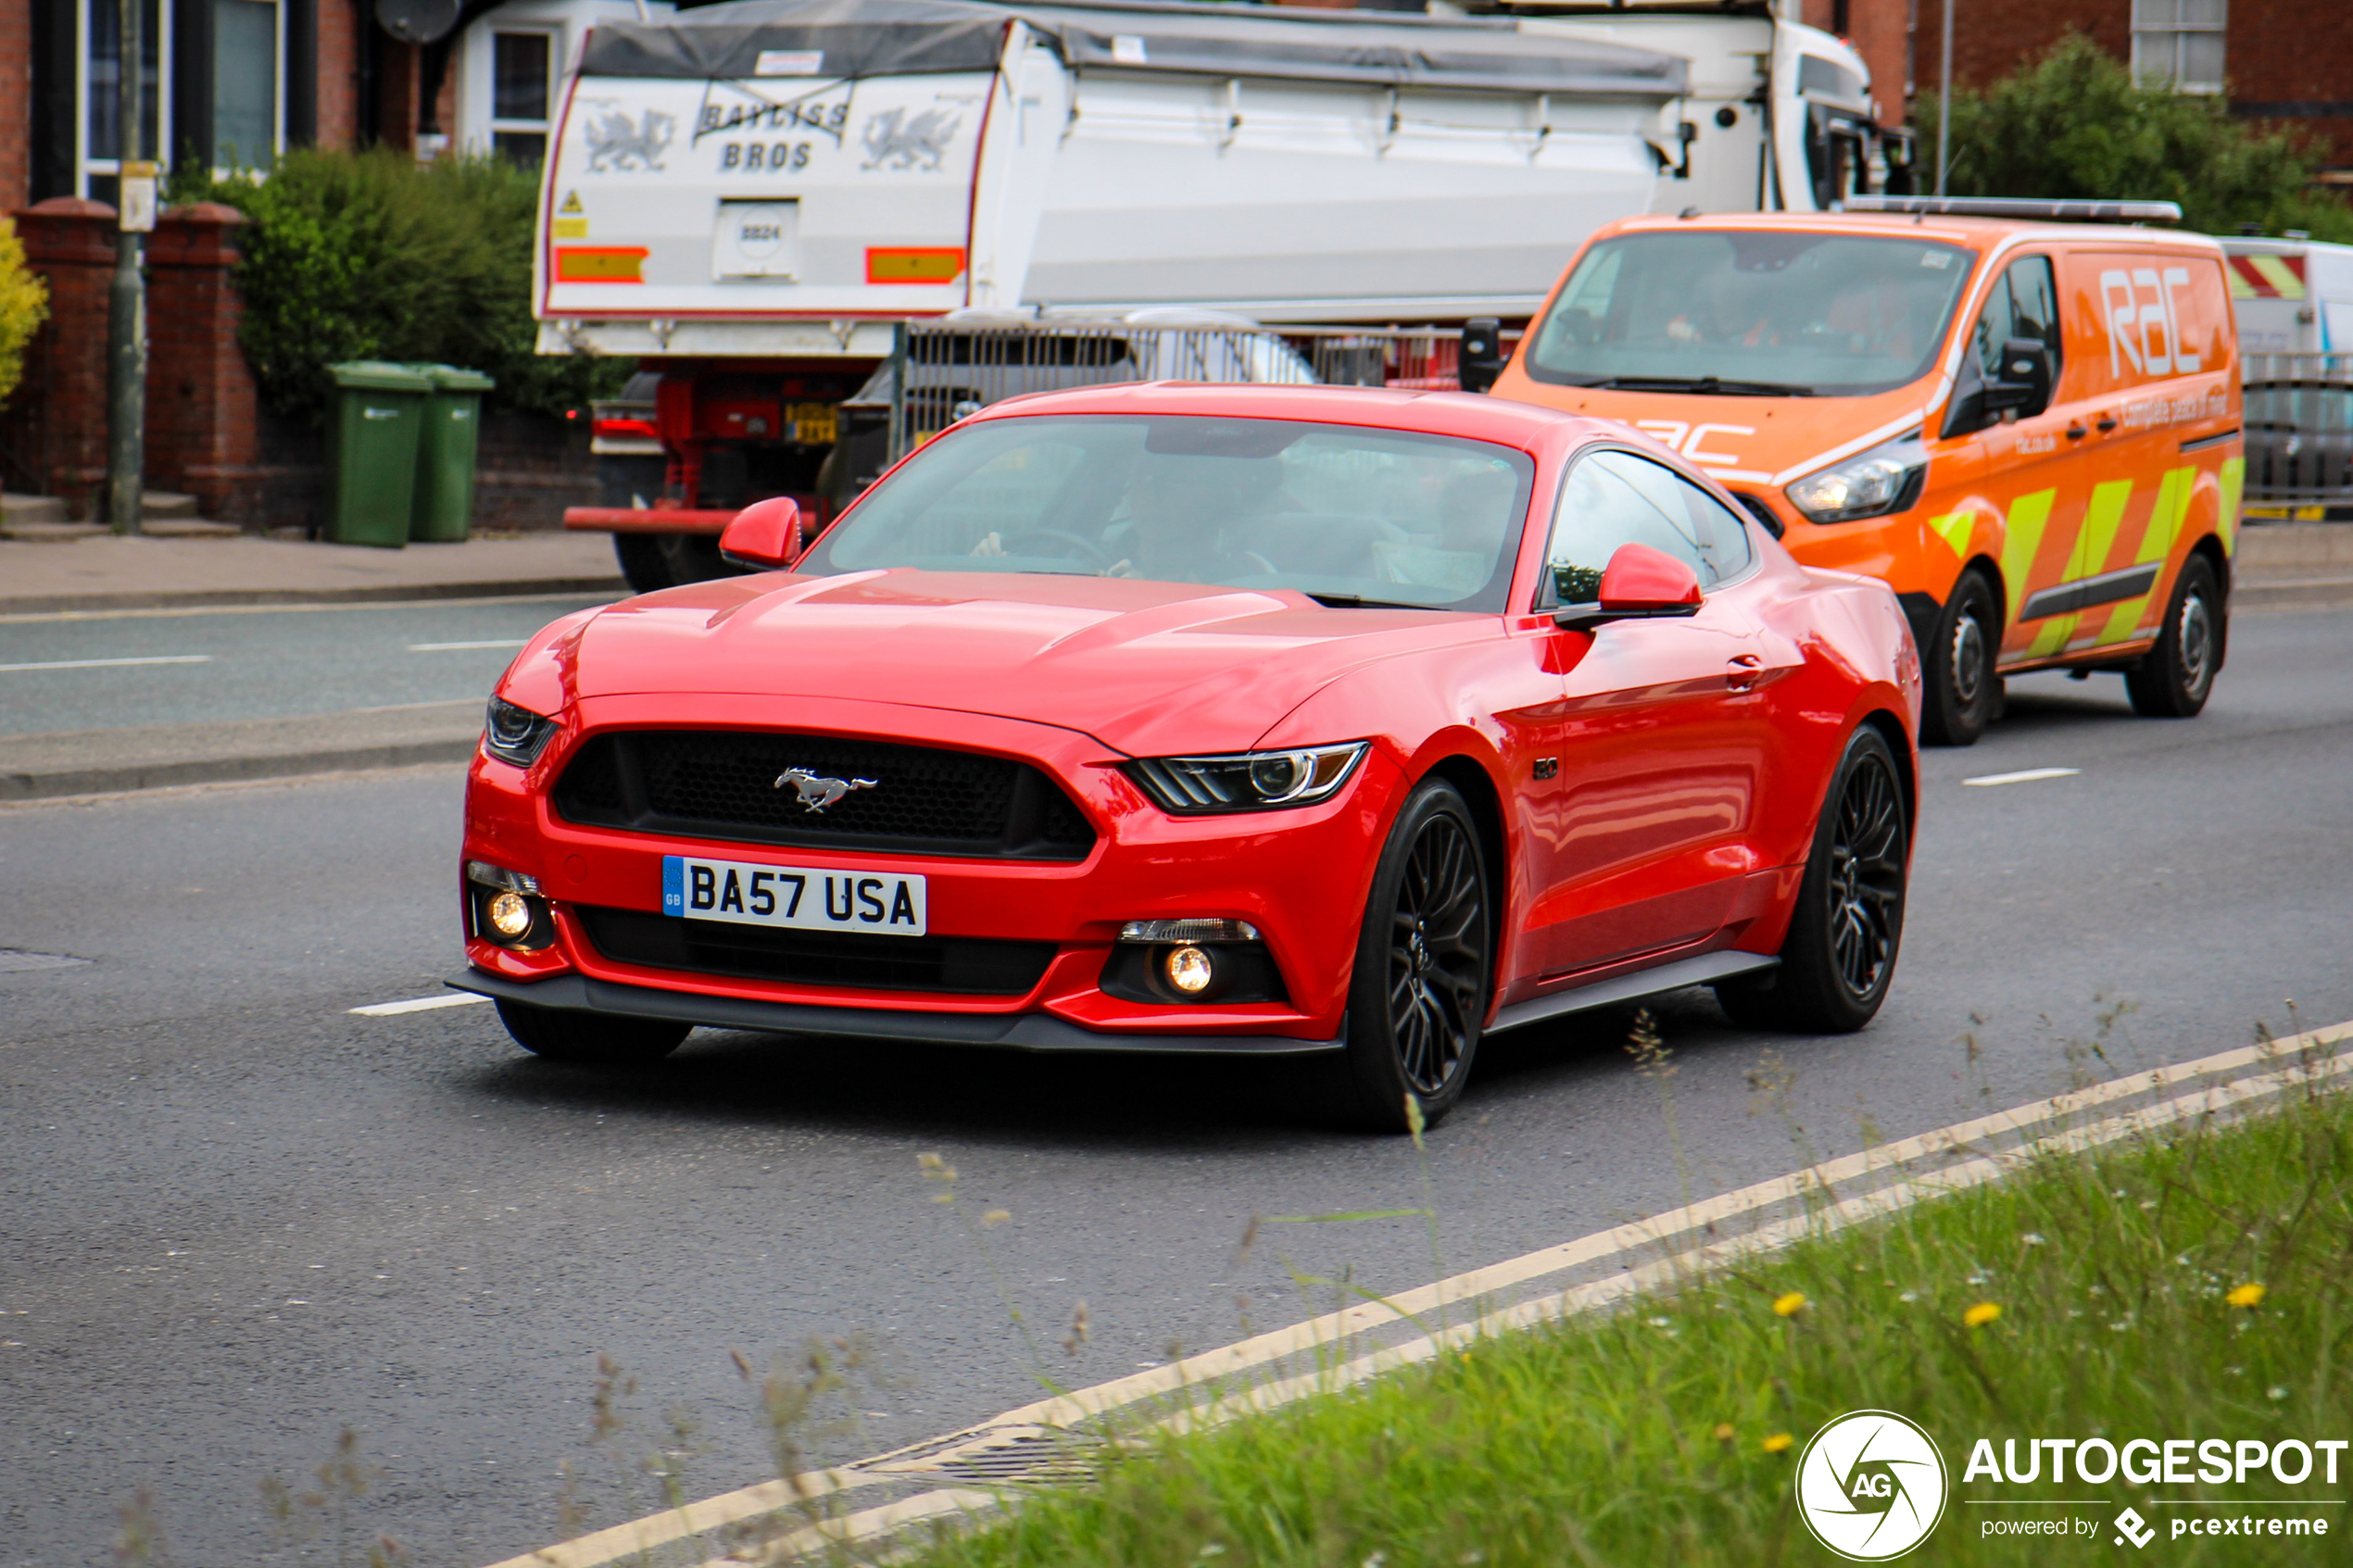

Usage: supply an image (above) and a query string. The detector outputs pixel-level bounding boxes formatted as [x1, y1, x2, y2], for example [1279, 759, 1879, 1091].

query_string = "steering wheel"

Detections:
[998, 529, 1113, 568]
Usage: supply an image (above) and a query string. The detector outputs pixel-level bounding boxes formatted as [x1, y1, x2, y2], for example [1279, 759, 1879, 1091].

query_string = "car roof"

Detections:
[1593, 210, 2224, 256]
[963, 381, 1615, 454]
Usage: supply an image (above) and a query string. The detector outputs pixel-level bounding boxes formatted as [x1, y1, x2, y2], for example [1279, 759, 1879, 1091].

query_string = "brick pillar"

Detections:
[145, 202, 264, 522]
[2, 197, 117, 516]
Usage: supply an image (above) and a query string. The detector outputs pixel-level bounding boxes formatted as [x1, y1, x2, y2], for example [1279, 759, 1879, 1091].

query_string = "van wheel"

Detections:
[496, 1000, 690, 1065]
[1716, 726, 1907, 1035]
[1920, 571, 1999, 746]
[1322, 778, 1491, 1134]
[2125, 556, 2221, 719]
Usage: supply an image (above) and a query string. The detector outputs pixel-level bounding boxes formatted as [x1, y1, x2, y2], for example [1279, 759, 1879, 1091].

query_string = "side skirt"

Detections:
[1487, 950, 1780, 1036]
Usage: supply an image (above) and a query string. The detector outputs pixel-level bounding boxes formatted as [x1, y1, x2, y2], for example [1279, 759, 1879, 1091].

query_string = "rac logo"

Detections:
[2100, 267, 2204, 381]
[1632, 420, 1755, 468]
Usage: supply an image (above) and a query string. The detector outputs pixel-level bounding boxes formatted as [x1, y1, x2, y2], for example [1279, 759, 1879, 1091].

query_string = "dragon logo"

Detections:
[774, 769, 878, 813]
[860, 107, 961, 170]
[583, 107, 674, 172]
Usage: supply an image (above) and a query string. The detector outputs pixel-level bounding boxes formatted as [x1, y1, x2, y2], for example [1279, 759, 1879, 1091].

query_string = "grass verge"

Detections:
[900, 1074, 2353, 1567]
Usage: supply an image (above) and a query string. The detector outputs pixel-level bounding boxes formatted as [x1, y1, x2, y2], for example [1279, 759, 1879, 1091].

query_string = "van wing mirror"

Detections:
[718, 496, 804, 571]
[1459, 318, 1507, 395]
[1554, 542, 1705, 633]
[1982, 336, 2054, 420]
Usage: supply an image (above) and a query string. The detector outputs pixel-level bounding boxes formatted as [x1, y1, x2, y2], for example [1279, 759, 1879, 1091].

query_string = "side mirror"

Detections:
[1459, 317, 1506, 395]
[1982, 336, 2053, 420]
[1554, 542, 1704, 633]
[718, 496, 803, 571]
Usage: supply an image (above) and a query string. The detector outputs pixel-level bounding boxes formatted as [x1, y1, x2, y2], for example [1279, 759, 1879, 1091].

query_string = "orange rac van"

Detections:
[1489, 196, 2243, 745]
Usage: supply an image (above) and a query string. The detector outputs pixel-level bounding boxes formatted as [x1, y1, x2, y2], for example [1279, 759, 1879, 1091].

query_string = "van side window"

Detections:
[1972, 256, 2062, 383]
[1542, 449, 1752, 606]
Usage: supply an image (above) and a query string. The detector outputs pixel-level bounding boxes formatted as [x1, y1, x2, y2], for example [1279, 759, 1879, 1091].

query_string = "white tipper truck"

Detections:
[541, 0, 1910, 586]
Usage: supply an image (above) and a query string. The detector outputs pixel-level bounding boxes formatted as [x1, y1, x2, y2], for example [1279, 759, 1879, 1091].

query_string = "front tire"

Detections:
[2125, 555, 2221, 719]
[614, 532, 739, 595]
[1716, 726, 1907, 1035]
[1327, 779, 1491, 1133]
[1919, 570, 2000, 746]
[496, 1000, 690, 1065]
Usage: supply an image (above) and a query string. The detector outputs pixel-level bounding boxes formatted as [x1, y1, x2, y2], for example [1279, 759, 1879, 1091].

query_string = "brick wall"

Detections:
[0, 0, 30, 214]
[1, 198, 116, 512]
[1913, 0, 2131, 99]
[317, 0, 362, 150]
[1797, 0, 1915, 126]
[2224, 0, 2353, 170]
[145, 203, 269, 521]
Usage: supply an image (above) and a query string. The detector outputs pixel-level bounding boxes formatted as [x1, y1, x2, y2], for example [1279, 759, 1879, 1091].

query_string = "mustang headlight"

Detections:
[1125, 743, 1368, 814]
[483, 696, 560, 768]
[1784, 433, 1929, 524]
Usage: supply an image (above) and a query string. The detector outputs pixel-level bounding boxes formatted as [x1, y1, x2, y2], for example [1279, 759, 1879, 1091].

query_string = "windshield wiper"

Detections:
[1584, 376, 1813, 397]
[1302, 591, 1439, 610]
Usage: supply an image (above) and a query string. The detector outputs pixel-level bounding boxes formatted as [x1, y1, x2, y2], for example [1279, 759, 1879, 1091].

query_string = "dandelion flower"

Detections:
[1963, 1301, 2002, 1328]
[2269, 1386, 2290, 1402]
[1763, 1432, 1794, 1454]
[1714, 1423, 1736, 1443]
[2020, 1233, 2045, 1247]
[1899, 1290, 1919, 1304]
[2227, 1283, 2267, 1309]
[1773, 1292, 1807, 1317]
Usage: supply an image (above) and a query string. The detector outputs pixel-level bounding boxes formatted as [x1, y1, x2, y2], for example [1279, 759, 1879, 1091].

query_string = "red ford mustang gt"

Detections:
[453, 383, 1920, 1131]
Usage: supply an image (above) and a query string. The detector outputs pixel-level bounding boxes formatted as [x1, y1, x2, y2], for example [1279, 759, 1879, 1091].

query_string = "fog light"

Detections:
[1165, 945, 1214, 994]
[486, 891, 535, 939]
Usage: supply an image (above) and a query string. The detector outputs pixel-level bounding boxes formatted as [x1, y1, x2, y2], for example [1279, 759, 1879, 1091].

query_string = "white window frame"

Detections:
[487, 27, 560, 162]
[2132, 0, 2229, 95]
[74, 0, 175, 197]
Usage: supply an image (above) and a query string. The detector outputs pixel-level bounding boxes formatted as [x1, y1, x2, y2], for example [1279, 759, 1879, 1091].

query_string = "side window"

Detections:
[1541, 449, 1752, 606]
[1971, 256, 2061, 383]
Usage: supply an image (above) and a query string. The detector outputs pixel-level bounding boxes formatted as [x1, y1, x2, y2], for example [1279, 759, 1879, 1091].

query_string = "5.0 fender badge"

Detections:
[774, 768, 878, 812]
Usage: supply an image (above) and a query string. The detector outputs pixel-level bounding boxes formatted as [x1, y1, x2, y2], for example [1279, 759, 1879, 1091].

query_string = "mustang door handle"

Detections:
[1727, 654, 1765, 692]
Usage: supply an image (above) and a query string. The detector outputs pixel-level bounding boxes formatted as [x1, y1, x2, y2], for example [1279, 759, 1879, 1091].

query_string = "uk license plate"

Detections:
[661, 855, 927, 935]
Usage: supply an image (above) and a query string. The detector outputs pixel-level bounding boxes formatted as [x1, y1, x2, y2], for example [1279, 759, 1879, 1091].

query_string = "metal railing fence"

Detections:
[878, 321, 1516, 459]
[2242, 353, 2353, 506]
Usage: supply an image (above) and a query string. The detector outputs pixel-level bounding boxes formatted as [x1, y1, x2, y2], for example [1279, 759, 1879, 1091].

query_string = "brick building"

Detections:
[1915, 0, 2353, 181]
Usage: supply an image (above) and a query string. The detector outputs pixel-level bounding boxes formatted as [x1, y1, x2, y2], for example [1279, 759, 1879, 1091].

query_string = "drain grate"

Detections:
[863, 1425, 1106, 1487]
[0, 949, 90, 973]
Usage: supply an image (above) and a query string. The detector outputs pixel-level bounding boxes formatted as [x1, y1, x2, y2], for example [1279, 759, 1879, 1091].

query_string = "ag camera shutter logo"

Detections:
[1795, 1410, 1949, 1560]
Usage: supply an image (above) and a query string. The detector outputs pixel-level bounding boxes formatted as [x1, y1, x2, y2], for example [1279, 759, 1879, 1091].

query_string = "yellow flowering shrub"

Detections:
[0, 217, 50, 411]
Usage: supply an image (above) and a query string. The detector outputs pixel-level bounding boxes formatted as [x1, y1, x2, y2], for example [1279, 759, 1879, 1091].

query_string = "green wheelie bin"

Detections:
[325, 362, 432, 547]
[409, 365, 497, 543]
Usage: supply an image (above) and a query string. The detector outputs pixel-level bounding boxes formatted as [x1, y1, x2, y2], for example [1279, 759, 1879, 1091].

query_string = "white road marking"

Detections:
[407, 639, 528, 652]
[348, 993, 490, 1017]
[0, 654, 212, 672]
[489, 1018, 2353, 1568]
[1963, 767, 2082, 786]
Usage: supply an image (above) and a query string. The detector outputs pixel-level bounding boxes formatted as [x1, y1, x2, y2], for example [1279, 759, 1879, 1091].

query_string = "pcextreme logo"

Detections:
[1795, 1411, 1951, 1561]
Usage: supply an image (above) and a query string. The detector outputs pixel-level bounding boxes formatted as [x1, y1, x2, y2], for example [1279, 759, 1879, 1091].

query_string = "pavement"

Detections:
[0, 521, 2342, 804]
[2, 608, 2347, 1567]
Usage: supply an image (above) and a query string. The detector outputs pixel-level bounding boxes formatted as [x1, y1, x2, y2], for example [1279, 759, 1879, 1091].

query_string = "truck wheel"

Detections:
[614, 533, 737, 595]
[2125, 556, 2221, 719]
[496, 1000, 690, 1065]
[1716, 725, 1907, 1035]
[1919, 571, 2000, 747]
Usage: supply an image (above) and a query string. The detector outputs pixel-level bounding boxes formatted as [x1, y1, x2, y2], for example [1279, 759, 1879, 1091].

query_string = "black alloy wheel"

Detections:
[1717, 726, 1908, 1035]
[1329, 778, 1491, 1132]
[1920, 570, 2000, 746]
[2125, 555, 2222, 719]
[614, 532, 743, 595]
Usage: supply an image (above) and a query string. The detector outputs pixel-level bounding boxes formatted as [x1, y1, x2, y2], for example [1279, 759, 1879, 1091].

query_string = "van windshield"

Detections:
[1523, 231, 1976, 398]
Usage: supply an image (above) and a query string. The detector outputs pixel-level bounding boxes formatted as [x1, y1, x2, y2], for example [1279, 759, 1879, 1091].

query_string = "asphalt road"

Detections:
[0, 596, 615, 737]
[4, 606, 2350, 1568]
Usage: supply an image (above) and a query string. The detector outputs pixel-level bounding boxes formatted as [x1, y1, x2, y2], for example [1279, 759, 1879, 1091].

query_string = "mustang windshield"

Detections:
[800, 416, 1535, 611]
[1523, 231, 1975, 398]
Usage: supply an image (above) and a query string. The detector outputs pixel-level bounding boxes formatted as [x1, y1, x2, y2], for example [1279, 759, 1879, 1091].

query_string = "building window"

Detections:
[490, 31, 554, 169]
[2132, 0, 2227, 94]
[80, 0, 167, 201]
[211, 0, 282, 171]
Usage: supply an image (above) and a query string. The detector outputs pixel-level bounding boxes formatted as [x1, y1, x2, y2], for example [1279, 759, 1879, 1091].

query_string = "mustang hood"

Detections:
[519, 570, 1491, 756]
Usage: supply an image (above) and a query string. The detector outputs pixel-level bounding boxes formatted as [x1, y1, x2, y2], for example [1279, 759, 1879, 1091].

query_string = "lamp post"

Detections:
[106, 0, 156, 536]
[1934, 0, 1955, 197]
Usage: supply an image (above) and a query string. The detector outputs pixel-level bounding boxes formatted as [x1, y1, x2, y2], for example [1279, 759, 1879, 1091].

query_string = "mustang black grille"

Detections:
[576, 906, 1056, 997]
[553, 731, 1097, 860]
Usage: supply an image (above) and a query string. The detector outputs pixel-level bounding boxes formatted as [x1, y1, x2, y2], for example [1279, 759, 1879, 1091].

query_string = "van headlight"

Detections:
[1124, 743, 1368, 814]
[1784, 433, 1929, 523]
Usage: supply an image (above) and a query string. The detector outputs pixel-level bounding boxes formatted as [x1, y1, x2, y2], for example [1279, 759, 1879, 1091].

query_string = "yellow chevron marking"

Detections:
[2227, 268, 2257, 300]
[1927, 510, 1975, 560]
[2249, 254, 2308, 300]
[2028, 614, 2073, 657]
[2077, 480, 2134, 580]
[2218, 455, 2245, 553]
[2095, 467, 2196, 646]
[1998, 488, 2056, 623]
